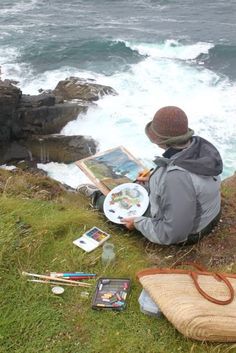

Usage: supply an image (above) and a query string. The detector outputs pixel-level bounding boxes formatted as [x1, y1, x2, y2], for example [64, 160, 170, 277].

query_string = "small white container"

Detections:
[138, 289, 162, 317]
[51, 286, 64, 295]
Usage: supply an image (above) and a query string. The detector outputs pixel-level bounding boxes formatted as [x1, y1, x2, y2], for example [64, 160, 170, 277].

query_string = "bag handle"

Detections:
[174, 262, 234, 305]
[190, 272, 234, 305]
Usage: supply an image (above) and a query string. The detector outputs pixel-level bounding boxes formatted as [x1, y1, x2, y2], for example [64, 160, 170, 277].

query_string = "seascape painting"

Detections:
[76, 146, 145, 194]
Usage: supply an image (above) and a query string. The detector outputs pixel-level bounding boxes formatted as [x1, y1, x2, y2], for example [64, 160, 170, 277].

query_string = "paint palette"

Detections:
[92, 278, 131, 311]
[103, 183, 149, 224]
[73, 227, 111, 252]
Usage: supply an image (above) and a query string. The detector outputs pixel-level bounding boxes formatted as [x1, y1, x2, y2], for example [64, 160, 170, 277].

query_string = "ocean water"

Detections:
[1, 0, 236, 188]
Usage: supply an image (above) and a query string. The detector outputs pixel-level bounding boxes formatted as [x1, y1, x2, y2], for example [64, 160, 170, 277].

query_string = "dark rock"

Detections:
[53, 77, 117, 102]
[0, 79, 89, 142]
[0, 76, 116, 165]
[21, 135, 98, 163]
[17, 103, 88, 136]
[20, 93, 56, 108]
[0, 77, 117, 146]
[38, 89, 64, 104]
[0, 141, 31, 164]
[0, 80, 22, 141]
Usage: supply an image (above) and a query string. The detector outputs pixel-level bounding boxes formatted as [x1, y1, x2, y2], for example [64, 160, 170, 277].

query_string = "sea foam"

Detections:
[1, 39, 235, 187]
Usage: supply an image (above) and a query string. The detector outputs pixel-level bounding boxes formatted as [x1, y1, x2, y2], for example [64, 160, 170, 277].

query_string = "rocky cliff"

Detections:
[0, 77, 117, 165]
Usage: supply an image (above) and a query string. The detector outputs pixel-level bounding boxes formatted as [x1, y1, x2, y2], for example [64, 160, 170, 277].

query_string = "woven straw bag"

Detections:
[137, 262, 236, 342]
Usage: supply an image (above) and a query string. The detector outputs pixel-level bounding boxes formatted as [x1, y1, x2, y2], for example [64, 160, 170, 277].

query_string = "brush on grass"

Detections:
[22, 271, 92, 287]
[28, 279, 79, 287]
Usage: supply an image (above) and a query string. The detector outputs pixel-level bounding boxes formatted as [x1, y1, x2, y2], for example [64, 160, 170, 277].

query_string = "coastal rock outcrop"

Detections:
[0, 79, 88, 143]
[0, 142, 31, 165]
[0, 77, 116, 165]
[52, 77, 117, 101]
[21, 135, 97, 164]
[18, 95, 88, 136]
[0, 80, 21, 142]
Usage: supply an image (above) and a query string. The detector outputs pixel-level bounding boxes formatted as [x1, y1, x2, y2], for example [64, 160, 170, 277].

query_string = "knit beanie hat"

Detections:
[145, 106, 194, 146]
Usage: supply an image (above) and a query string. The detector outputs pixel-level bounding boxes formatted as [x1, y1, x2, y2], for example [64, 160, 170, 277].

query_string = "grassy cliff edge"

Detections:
[0, 169, 236, 353]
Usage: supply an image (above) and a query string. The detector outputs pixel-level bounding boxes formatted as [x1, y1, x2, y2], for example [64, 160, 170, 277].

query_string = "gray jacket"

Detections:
[134, 136, 222, 245]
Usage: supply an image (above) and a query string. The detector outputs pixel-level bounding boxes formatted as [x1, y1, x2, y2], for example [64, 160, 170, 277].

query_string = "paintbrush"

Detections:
[22, 271, 92, 287]
[133, 168, 154, 183]
[28, 279, 79, 287]
[50, 272, 96, 278]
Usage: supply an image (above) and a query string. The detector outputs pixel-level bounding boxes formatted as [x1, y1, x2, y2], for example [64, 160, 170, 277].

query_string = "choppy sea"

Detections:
[1, 0, 236, 187]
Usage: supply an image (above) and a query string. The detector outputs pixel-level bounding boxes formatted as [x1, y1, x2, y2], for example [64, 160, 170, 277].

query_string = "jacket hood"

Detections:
[155, 136, 223, 176]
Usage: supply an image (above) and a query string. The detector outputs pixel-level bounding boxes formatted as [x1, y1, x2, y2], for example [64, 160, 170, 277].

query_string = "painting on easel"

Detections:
[76, 146, 146, 195]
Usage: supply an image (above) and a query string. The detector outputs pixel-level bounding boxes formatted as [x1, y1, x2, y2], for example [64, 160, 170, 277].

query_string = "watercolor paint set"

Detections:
[73, 227, 111, 252]
[92, 278, 131, 311]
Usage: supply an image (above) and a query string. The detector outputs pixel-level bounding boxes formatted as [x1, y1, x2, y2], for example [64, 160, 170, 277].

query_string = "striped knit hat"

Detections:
[145, 106, 194, 146]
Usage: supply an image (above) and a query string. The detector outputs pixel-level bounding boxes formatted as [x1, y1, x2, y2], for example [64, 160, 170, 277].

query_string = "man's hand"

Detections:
[135, 168, 153, 183]
[121, 217, 136, 230]
[136, 174, 150, 183]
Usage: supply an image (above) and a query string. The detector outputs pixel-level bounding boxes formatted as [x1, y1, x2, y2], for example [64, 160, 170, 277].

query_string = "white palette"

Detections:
[103, 183, 149, 224]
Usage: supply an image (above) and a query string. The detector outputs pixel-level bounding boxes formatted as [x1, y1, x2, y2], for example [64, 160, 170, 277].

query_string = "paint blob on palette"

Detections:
[103, 183, 149, 224]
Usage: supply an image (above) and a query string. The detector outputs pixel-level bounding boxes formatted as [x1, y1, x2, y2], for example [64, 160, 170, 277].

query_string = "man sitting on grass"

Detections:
[78, 106, 222, 245]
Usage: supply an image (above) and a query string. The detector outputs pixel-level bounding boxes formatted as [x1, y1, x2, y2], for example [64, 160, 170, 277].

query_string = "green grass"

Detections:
[0, 193, 236, 353]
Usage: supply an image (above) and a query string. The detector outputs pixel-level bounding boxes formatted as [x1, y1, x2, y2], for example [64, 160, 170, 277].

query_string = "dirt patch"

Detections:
[144, 174, 236, 271]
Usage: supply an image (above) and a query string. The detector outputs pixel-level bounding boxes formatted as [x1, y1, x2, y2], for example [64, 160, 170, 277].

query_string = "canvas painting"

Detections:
[76, 146, 146, 195]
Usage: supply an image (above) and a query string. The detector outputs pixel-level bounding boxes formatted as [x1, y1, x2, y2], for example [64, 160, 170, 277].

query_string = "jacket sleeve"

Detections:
[134, 170, 197, 245]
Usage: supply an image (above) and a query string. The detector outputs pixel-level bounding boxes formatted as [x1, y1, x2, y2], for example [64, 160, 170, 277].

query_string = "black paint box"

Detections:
[92, 278, 131, 311]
